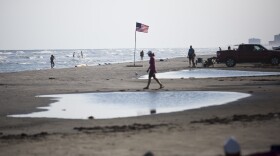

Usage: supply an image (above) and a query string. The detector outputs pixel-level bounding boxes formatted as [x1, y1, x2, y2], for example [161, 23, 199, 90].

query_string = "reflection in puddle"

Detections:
[9, 91, 250, 119]
[139, 69, 280, 79]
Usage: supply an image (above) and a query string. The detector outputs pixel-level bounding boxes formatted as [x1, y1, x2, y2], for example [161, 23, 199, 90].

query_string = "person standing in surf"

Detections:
[143, 51, 164, 89]
[50, 54, 55, 68]
[188, 45, 196, 67]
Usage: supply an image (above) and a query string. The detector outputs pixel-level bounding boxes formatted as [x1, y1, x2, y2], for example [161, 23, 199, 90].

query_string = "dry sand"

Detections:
[0, 56, 280, 156]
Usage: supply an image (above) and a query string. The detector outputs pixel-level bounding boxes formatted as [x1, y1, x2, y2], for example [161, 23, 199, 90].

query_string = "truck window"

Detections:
[241, 45, 253, 51]
[254, 45, 265, 52]
[238, 45, 248, 51]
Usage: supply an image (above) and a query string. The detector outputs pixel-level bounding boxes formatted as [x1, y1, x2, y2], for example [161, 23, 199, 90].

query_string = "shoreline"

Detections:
[0, 54, 216, 74]
[0, 56, 280, 156]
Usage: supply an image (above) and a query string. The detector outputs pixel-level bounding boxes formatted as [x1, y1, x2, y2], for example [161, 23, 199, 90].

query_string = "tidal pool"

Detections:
[139, 69, 280, 79]
[9, 91, 250, 120]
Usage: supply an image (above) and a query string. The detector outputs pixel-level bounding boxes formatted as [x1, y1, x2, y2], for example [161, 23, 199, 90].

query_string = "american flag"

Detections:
[136, 22, 149, 33]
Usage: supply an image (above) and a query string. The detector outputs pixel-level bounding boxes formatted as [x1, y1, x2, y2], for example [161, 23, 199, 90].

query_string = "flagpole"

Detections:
[127, 22, 146, 67]
[134, 29, 137, 66]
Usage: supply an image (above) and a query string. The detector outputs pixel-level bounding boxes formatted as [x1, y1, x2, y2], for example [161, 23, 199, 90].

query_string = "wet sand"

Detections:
[0, 56, 280, 156]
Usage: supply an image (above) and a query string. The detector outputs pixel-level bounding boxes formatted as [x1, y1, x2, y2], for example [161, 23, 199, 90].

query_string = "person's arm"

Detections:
[147, 59, 151, 72]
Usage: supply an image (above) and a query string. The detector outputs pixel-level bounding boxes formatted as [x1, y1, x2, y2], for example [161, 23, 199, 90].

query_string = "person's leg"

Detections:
[192, 58, 196, 67]
[153, 75, 164, 88]
[144, 77, 151, 89]
[189, 58, 191, 66]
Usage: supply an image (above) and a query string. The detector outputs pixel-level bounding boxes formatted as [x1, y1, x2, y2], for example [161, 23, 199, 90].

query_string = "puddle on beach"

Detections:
[139, 69, 280, 79]
[9, 91, 250, 120]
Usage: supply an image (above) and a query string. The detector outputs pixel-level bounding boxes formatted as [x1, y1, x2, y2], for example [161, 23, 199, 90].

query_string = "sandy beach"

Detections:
[0, 56, 280, 156]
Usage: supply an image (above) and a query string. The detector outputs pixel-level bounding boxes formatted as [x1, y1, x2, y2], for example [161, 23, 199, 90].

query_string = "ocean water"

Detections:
[0, 48, 217, 73]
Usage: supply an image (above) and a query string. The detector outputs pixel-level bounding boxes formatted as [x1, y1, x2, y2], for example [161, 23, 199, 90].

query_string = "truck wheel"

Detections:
[271, 57, 279, 65]
[225, 58, 236, 67]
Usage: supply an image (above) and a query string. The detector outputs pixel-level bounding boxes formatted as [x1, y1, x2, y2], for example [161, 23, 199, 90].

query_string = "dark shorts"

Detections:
[149, 71, 156, 78]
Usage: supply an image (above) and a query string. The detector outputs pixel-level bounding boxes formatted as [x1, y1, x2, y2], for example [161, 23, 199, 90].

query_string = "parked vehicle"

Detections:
[216, 44, 280, 67]
[272, 46, 280, 50]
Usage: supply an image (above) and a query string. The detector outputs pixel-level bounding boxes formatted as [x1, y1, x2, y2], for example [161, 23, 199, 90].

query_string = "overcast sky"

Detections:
[0, 0, 279, 50]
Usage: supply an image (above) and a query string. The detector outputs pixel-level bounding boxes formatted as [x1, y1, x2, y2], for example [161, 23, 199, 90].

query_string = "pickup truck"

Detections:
[216, 44, 280, 67]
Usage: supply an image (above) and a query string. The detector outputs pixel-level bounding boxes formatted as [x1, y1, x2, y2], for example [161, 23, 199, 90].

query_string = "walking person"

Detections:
[143, 51, 164, 89]
[50, 54, 55, 68]
[188, 45, 196, 67]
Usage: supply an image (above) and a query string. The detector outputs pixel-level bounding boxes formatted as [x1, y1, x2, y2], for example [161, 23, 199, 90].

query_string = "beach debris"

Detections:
[0, 132, 48, 140]
[143, 151, 154, 156]
[150, 109, 156, 114]
[224, 136, 241, 156]
[190, 112, 280, 125]
[49, 77, 55, 80]
[74, 123, 168, 133]
[88, 116, 94, 120]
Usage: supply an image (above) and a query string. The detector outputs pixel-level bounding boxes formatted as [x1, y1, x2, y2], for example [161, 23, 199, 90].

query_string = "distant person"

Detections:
[143, 51, 164, 89]
[228, 46, 231, 50]
[73, 52, 75, 58]
[188, 45, 196, 67]
[50, 54, 55, 68]
[140, 50, 144, 60]
[219, 47, 222, 51]
[81, 51, 83, 58]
